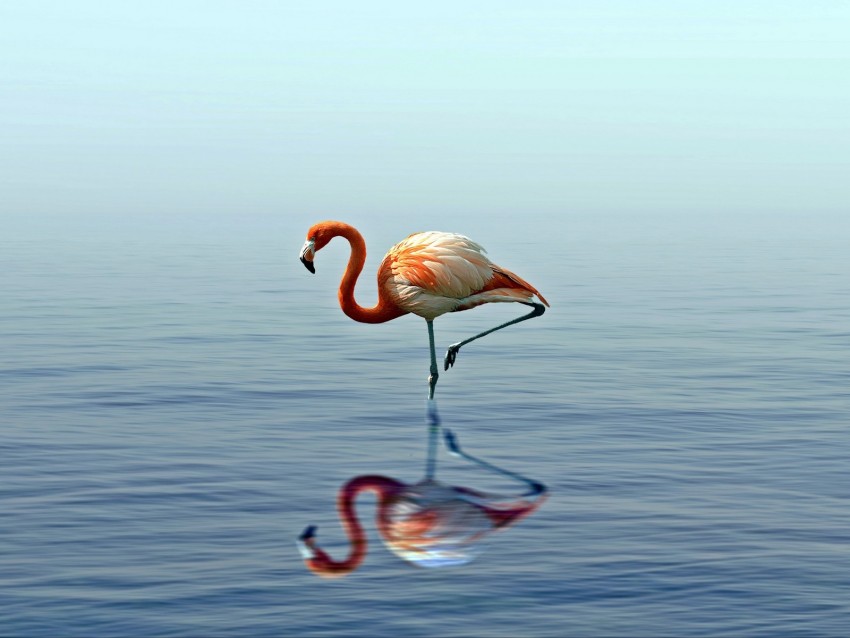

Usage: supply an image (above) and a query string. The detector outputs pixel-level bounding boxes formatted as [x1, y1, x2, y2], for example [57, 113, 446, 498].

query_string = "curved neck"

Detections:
[303, 475, 405, 578]
[328, 223, 406, 324]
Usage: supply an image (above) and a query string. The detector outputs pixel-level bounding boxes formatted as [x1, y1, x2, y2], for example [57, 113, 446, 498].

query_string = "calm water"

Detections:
[2, 212, 849, 636]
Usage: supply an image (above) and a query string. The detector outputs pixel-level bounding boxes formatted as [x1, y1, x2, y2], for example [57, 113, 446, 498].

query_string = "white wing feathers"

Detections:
[383, 232, 498, 319]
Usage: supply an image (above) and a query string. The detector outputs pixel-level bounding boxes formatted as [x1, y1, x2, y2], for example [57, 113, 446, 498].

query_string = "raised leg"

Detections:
[444, 302, 546, 370]
[443, 428, 546, 497]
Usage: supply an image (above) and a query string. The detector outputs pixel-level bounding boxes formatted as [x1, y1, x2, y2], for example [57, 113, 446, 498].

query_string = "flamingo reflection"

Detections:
[298, 429, 547, 578]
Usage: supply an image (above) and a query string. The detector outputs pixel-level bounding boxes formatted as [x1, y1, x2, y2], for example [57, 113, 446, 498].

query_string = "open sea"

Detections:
[2, 211, 849, 637]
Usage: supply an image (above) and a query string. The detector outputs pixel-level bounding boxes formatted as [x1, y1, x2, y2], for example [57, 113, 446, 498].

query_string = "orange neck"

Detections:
[302, 475, 405, 578]
[326, 223, 407, 324]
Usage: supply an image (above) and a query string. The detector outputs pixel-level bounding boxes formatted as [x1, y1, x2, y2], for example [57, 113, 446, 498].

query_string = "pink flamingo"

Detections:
[299, 221, 549, 401]
[297, 429, 547, 578]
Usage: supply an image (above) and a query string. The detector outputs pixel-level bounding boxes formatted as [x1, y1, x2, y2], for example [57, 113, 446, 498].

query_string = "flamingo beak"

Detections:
[300, 239, 316, 273]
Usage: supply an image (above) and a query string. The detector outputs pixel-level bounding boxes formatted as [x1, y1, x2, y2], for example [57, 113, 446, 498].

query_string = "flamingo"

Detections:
[297, 429, 547, 578]
[299, 221, 549, 400]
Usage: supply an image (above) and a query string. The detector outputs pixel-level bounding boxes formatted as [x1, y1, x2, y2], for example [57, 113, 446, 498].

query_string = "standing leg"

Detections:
[444, 303, 546, 370]
[427, 320, 439, 400]
[425, 320, 440, 480]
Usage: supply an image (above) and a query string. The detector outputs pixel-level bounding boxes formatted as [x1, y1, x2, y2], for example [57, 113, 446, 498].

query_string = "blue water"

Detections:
[2, 211, 849, 636]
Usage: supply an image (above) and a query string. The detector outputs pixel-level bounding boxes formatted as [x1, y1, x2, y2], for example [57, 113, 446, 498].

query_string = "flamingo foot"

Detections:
[444, 343, 461, 370]
[428, 371, 439, 399]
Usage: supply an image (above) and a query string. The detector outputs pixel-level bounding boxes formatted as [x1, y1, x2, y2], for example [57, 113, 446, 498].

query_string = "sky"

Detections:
[1, 1, 848, 220]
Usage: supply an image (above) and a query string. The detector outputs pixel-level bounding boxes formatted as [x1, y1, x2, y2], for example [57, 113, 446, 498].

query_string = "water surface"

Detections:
[2, 212, 849, 636]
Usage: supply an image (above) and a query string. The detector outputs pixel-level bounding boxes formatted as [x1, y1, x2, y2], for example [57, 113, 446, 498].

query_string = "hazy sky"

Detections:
[2, 1, 848, 219]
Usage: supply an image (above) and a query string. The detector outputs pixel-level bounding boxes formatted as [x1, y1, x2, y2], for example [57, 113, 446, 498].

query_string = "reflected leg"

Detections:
[443, 429, 546, 497]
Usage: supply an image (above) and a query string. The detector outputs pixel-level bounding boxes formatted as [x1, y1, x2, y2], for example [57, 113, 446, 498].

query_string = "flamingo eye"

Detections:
[311, 233, 329, 251]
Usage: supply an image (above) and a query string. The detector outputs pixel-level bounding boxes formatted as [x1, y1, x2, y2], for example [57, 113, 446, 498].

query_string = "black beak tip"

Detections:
[300, 257, 316, 274]
[300, 525, 317, 541]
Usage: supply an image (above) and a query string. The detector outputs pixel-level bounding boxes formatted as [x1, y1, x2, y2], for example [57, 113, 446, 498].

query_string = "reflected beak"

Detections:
[300, 239, 316, 273]
[297, 525, 318, 559]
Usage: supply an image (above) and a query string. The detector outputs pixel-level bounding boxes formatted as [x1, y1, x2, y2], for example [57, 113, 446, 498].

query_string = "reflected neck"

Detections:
[302, 475, 405, 578]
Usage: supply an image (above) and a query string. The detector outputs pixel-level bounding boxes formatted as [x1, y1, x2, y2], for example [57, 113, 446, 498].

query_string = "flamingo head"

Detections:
[300, 222, 338, 273]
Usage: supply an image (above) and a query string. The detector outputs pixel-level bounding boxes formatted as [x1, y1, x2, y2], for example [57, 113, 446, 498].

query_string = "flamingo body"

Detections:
[381, 230, 549, 320]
